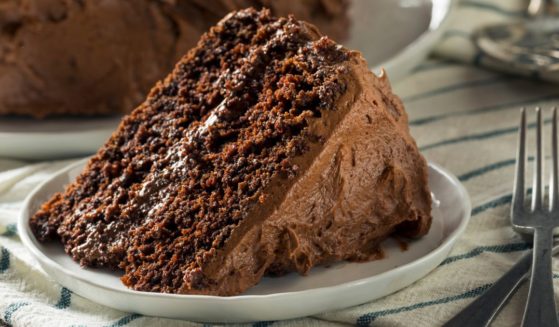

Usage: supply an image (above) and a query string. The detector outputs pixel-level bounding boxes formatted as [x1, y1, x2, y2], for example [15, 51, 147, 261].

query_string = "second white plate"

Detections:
[18, 160, 470, 323]
[0, 116, 120, 161]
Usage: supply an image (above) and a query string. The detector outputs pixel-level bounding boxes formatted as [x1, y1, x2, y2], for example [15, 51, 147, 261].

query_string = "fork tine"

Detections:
[513, 108, 527, 215]
[532, 107, 543, 211]
[551, 107, 559, 211]
[509, 109, 559, 327]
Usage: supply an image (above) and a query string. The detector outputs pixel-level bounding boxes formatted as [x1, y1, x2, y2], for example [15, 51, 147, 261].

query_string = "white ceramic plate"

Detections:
[0, 0, 453, 161]
[0, 116, 120, 161]
[18, 160, 470, 323]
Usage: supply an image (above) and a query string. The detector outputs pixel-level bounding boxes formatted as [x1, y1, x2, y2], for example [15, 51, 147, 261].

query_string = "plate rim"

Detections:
[18, 159, 471, 303]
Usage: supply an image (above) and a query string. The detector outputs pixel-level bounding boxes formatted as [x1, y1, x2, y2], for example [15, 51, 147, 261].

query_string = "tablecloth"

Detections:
[3, 0, 559, 326]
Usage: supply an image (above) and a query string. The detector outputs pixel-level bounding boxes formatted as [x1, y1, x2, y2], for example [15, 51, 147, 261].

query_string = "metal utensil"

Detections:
[443, 245, 559, 327]
[473, 0, 559, 73]
[512, 107, 559, 327]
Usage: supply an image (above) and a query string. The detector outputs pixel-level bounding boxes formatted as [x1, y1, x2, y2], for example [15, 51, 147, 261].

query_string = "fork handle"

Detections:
[523, 228, 559, 327]
[443, 251, 532, 327]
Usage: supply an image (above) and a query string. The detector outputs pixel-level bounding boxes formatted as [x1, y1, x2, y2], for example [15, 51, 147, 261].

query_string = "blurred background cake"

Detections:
[0, 0, 349, 118]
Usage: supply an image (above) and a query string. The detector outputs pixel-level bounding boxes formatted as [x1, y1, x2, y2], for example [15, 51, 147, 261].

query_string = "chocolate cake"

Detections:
[0, 0, 348, 118]
[29, 8, 431, 296]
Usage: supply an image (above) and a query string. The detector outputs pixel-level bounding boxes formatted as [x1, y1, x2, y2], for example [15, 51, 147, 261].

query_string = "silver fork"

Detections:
[512, 107, 559, 327]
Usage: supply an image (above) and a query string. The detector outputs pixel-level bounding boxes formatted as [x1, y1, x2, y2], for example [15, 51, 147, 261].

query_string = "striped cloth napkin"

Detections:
[3, 62, 559, 326]
[3, 0, 559, 326]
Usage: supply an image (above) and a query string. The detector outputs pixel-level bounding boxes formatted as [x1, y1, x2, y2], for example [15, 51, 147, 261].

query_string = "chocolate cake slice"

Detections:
[30, 8, 431, 296]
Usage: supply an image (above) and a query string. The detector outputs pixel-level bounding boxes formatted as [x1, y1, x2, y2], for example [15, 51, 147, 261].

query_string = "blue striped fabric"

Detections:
[409, 93, 559, 126]
[440, 243, 530, 266]
[356, 284, 493, 326]
[0, 225, 16, 238]
[2, 59, 555, 326]
[0, 248, 9, 273]
[402, 76, 510, 103]
[460, 0, 525, 17]
[3, 302, 30, 325]
[420, 118, 554, 152]
[55, 287, 72, 310]
[103, 314, 142, 327]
